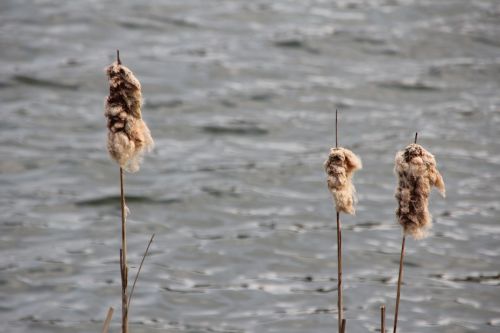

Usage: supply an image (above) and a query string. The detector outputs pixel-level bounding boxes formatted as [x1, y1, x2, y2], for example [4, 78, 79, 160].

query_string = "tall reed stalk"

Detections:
[105, 50, 155, 333]
[392, 133, 417, 333]
[324, 110, 362, 332]
[335, 111, 343, 333]
[392, 234, 405, 333]
[392, 132, 418, 333]
[381, 305, 386, 333]
[336, 210, 343, 332]
[392, 132, 445, 332]
[119, 166, 129, 333]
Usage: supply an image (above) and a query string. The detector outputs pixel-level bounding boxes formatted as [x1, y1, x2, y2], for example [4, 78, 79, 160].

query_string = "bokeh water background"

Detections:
[1, 0, 500, 332]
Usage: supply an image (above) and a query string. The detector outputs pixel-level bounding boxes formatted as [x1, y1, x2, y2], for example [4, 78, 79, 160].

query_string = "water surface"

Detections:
[1, 1, 500, 332]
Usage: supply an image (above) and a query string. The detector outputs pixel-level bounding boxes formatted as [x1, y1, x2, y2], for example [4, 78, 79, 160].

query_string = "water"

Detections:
[1, 1, 500, 332]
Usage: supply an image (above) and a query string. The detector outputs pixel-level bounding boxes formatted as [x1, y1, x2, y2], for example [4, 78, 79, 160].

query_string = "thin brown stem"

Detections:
[336, 211, 343, 333]
[127, 233, 155, 311]
[393, 235, 406, 333]
[119, 248, 124, 285]
[335, 109, 338, 148]
[381, 305, 386, 333]
[335, 110, 342, 332]
[340, 318, 346, 333]
[117, 49, 121, 65]
[101, 307, 114, 333]
[120, 167, 128, 333]
[414, 132, 418, 144]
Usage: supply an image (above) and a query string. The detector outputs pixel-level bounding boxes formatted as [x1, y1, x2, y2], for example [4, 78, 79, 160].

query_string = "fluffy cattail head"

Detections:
[105, 60, 154, 172]
[395, 143, 445, 239]
[324, 147, 362, 214]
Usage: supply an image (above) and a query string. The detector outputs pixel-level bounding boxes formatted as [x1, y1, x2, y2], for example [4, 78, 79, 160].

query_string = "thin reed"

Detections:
[119, 169, 128, 333]
[336, 211, 343, 332]
[101, 307, 114, 333]
[392, 235, 405, 333]
[340, 318, 346, 333]
[381, 305, 386, 333]
[104, 50, 155, 333]
[324, 110, 362, 332]
[392, 133, 445, 333]
[128, 233, 155, 310]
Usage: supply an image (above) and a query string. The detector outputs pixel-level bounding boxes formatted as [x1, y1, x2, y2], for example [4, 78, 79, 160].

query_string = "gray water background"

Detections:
[1, 0, 500, 332]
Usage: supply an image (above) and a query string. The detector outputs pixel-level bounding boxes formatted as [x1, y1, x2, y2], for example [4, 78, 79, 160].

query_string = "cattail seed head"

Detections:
[395, 143, 445, 239]
[324, 147, 362, 214]
[105, 61, 154, 172]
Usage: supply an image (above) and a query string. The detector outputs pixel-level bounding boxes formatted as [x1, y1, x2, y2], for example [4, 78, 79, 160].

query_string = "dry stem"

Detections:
[120, 167, 128, 333]
[128, 233, 155, 311]
[381, 305, 386, 333]
[335, 109, 343, 333]
[393, 236, 405, 333]
[393, 133, 417, 333]
[101, 307, 114, 333]
[336, 211, 343, 332]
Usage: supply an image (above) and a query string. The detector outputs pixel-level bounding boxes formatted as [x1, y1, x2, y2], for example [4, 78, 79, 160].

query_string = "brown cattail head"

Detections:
[324, 147, 362, 214]
[105, 61, 154, 172]
[395, 143, 445, 239]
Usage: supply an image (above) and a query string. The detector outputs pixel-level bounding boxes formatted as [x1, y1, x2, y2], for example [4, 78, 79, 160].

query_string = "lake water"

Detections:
[1, 1, 500, 332]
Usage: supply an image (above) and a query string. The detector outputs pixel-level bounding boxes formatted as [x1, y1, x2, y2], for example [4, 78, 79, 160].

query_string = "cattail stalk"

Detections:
[392, 133, 417, 333]
[393, 235, 405, 333]
[105, 50, 154, 333]
[381, 305, 386, 333]
[116, 50, 129, 333]
[120, 167, 128, 333]
[392, 132, 445, 333]
[336, 211, 343, 332]
[324, 110, 362, 332]
[335, 110, 343, 333]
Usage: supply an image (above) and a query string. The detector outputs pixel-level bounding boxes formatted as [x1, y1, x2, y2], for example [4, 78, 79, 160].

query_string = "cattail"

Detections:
[105, 60, 154, 172]
[324, 147, 362, 214]
[325, 111, 362, 333]
[394, 143, 445, 239]
[104, 52, 156, 333]
[392, 135, 445, 333]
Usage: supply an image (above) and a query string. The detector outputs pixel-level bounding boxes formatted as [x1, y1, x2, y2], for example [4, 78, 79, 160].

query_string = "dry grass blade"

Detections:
[101, 307, 114, 333]
[381, 305, 386, 333]
[127, 233, 155, 311]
